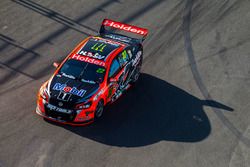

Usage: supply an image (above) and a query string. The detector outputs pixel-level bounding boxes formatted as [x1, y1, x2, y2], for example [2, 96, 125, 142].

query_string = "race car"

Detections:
[36, 19, 148, 125]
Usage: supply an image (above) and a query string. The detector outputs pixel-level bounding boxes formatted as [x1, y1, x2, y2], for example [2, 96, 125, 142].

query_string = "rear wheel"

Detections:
[94, 100, 104, 120]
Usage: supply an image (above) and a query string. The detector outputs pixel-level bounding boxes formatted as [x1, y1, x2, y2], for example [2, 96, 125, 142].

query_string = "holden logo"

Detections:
[58, 102, 63, 107]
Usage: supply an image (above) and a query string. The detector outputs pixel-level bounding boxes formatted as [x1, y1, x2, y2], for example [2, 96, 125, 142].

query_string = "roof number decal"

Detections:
[91, 43, 107, 52]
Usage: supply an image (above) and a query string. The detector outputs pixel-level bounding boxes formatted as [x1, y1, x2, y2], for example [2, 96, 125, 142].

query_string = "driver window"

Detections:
[127, 49, 133, 59]
[117, 50, 129, 67]
[109, 58, 120, 78]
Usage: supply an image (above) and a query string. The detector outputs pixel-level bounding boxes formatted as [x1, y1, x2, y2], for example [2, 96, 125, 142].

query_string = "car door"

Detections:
[106, 57, 122, 103]
[106, 49, 131, 103]
[116, 49, 131, 88]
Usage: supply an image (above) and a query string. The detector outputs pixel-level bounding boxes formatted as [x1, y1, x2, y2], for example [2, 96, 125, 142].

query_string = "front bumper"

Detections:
[36, 100, 95, 126]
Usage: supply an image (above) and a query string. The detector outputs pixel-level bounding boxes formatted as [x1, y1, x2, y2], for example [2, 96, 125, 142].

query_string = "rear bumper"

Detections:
[36, 106, 94, 126]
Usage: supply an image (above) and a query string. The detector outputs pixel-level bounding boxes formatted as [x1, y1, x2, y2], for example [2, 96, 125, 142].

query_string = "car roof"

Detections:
[78, 37, 127, 60]
[69, 36, 127, 67]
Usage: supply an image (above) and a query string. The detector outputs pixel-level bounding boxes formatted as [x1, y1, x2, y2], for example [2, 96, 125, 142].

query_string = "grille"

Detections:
[49, 97, 75, 109]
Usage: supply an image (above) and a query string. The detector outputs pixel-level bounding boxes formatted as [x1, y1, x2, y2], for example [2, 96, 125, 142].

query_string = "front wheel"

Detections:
[94, 100, 104, 120]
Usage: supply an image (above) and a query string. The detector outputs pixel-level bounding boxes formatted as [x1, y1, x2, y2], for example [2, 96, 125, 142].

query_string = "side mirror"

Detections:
[53, 62, 59, 68]
[109, 78, 118, 82]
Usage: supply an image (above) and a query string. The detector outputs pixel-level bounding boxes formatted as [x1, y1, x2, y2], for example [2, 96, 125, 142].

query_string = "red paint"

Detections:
[102, 19, 148, 36]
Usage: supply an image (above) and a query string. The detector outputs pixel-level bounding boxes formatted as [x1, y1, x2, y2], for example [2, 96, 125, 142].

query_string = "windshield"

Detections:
[59, 59, 106, 84]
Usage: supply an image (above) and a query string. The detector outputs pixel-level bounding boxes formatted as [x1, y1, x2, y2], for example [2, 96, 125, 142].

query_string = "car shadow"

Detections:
[47, 73, 233, 147]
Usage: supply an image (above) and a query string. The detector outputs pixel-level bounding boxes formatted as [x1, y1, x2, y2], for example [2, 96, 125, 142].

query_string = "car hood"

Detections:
[48, 74, 99, 108]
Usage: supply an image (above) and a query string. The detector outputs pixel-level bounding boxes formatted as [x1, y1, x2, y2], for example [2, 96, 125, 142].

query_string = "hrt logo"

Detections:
[53, 83, 86, 97]
[103, 19, 148, 35]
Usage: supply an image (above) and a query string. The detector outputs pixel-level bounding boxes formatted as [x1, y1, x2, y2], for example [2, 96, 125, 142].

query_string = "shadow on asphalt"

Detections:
[46, 73, 233, 147]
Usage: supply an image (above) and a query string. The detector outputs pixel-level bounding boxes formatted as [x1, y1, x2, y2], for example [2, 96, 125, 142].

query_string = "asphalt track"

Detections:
[0, 0, 250, 167]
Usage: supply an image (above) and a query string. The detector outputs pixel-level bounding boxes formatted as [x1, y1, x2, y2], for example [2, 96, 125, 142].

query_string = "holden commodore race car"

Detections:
[36, 19, 148, 125]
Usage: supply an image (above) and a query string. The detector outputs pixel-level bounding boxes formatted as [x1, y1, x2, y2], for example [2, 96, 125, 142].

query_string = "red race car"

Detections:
[36, 19, 148, 125]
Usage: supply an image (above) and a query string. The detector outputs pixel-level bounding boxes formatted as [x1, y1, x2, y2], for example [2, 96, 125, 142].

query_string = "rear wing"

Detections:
[99, 19, 148, 43]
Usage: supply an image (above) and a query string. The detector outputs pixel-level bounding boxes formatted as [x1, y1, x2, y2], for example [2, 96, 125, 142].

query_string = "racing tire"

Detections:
[94, 100, 104, 120]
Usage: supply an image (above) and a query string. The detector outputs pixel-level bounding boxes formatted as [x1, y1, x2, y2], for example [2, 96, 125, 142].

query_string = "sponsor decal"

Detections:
[103, 20, 148, 35]
[57, 92, 71, 101]
[53, 83, 86, 97]
[96, 68, 105, 73]
[93, 89, 104, 101]
[91, 43, 107, 52]
[71, 54, 105, 66]
[81, 79, 96, 84]
[92, 38, 121, 47]
[78, 50, 105, 60]
[47, 103, 72, 114]
[111, 90, 122, 102]
[61, 72, 75, 79]
[58, 102, 63, 107]
[132, 51, 142, 66]
[127, 50, 133, 58]
[122, 50, 128, 60]
[105, 34, 132, 43]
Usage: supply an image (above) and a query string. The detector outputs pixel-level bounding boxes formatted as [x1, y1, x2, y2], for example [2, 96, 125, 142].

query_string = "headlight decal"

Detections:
[75, 101, 92, 109]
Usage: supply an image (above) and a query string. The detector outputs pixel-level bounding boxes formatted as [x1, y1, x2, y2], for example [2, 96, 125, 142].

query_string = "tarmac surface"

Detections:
[0, 0, 249, 167]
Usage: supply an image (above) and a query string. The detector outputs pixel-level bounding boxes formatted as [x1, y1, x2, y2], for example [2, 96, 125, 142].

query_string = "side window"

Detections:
[117, 50, 129, 67]
[127, 49, 133, 59]
[131, 45, 141, 55]
[109, 58, 120, 78]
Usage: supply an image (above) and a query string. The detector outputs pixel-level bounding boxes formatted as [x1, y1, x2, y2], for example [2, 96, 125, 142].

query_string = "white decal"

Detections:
[132, 51, 142, 66]
[78, 51, 105, 60]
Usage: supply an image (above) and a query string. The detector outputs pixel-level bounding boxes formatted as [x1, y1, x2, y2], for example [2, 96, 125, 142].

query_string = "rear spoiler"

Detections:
[99, 19, 148, 42]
